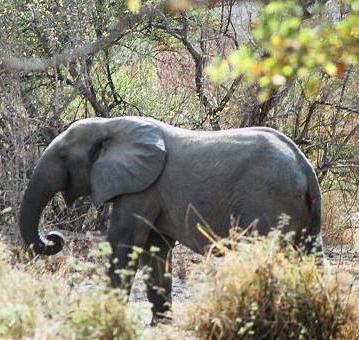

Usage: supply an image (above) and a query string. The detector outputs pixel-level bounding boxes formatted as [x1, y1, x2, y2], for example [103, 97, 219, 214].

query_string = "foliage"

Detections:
[66, 289, 136, 340]
[207, 0, 359, 100]
[0, 0, 357, 234]
[126, 0, 141, 13]
[322, 189, 359, 247]
[0, 1, 358, 338]
[183, 232, 359, 339]
[0, 239, 137, 339]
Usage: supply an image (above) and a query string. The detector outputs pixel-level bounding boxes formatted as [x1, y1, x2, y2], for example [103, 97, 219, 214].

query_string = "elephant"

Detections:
[19, 116, 322, 323]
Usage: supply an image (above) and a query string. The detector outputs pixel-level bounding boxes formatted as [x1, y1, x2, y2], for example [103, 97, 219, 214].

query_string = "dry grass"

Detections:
[322, 190, 359, 247]
[0, 238, 137, 339]
[180, 232, 359, 340]
[1, 220, 358, 339]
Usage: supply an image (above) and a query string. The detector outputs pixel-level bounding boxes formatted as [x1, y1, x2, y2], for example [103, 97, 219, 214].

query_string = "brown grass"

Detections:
[322, 190, 359, 247]
[180, 232, 359, 340]
[0, 239, 137, 339]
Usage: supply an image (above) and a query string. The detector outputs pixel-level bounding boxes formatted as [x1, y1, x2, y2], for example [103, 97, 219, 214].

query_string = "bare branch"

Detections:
[212, 76, 243, 114]
[0, 4, 160, 73]
[0, 0, 217, 73]
[314, 101, 359, 115]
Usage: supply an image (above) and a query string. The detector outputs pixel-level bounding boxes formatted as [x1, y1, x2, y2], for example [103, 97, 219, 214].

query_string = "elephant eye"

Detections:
[90, 139, 107, 163]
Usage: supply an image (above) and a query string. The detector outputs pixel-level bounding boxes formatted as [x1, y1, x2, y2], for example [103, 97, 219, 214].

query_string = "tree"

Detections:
[0, 0, 357, 237]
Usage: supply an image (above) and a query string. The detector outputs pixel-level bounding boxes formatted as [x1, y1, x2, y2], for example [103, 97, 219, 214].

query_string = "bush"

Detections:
[0, 240, 137, 339]
[183, 232, 359, 340]
[66, 289, 137, 340]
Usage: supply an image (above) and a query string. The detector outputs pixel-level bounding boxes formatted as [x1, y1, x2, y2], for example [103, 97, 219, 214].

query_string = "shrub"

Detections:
[65, 289, 137, 340]
[0, 303, 35, 338]
[322, 190, 359, 247]
[183, 232, 359, 339]
[0, 239, 137, 339]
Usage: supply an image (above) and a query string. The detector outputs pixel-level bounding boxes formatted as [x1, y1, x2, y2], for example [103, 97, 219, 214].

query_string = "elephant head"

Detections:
[19, 117, 166, 255]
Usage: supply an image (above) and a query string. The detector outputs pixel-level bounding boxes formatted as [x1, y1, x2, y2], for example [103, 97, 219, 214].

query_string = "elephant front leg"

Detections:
[141, 230, 175, 324]
[108, 243, 138, 291]
[106, 196, 158, 292]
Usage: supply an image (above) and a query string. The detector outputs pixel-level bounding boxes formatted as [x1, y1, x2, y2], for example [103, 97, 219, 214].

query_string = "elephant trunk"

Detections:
[19, 154, 66, 255]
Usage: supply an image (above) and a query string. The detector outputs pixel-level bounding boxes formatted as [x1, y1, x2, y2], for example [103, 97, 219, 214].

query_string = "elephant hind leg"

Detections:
[140, 229, 175, 324]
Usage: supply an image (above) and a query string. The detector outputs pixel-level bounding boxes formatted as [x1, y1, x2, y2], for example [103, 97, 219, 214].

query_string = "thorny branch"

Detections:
[154, 7, 242, 130]
[0, 4, 159, 72]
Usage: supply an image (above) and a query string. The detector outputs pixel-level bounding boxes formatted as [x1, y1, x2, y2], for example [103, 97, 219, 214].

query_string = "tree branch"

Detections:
[0, 4, 160, 73]
[314, 101, 359, 115]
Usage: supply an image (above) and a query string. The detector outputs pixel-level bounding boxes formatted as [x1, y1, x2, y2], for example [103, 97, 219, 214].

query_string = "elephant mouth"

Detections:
[62, 171, 77, 206]
[62, 184, 91, 206]
[62, 190, 77, 206]
[62, 170, 91, 206]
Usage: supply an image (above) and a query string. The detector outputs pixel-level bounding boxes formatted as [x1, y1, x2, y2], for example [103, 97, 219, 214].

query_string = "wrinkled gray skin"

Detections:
[19, 116, 322, 322]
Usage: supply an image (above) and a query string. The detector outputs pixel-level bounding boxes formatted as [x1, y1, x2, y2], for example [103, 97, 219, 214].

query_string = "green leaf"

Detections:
[206, 57, 230, 84]
[305, 77, 320, 98]
[149, 246, 160, 253]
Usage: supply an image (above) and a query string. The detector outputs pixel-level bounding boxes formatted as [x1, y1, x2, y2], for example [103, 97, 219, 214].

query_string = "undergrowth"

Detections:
[0, 239, 137, 339]
[0, 229, 358, 339]
[322, 190, 359, 247]
[182, 232, 359, 340]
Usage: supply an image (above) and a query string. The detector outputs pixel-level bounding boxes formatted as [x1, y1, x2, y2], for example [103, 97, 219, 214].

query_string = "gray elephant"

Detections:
[19, 116, 322, 322]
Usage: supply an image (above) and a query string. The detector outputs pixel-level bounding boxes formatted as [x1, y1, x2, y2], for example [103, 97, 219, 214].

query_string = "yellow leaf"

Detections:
[258, 90, 270, 103]
[324, 62, 337, 76]
[270, 35, 283, 47]
[282, 65, 293, 77]
[259, 76, 270, 87]
[228, 51, 241, 68]
[250, 63, 263, 78]
[206, 59, 229, 84]
[126, 0, 141, 13]
[305, 78, 320, 98]
[298, 67, 309, 77]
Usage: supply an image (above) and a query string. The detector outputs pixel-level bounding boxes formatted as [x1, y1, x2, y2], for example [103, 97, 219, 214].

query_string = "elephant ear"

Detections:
[90, 117, 166, 205]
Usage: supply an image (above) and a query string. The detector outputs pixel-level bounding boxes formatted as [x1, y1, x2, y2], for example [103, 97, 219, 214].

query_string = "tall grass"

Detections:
[322, 190, 359, 247]
[1, 228, 358, 339]
[0, 240, 137, 339]
[181, 232, 359, 340]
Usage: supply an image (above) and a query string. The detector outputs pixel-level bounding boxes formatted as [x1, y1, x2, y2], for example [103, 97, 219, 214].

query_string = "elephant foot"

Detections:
[109, 271, 121, 288]
[150, 313, 172, 326]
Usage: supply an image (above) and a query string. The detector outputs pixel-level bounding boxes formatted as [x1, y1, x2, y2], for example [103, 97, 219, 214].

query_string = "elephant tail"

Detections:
[304, 163, 322, 254]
